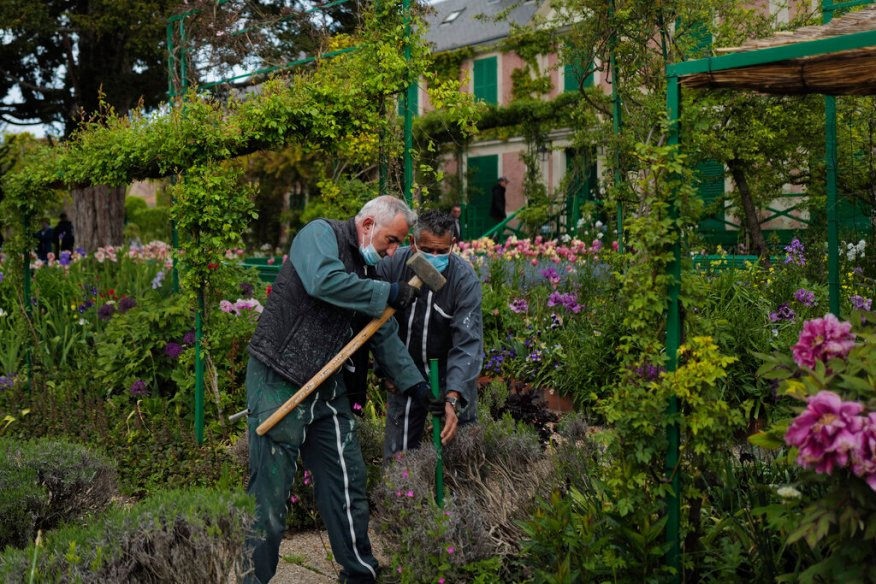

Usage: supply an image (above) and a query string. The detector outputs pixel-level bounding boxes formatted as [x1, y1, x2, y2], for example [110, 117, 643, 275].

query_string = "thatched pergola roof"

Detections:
[681, 7, 876, 95]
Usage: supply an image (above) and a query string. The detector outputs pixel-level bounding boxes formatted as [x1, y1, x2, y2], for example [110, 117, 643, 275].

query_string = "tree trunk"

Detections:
[71, 184, 126, 252]
[728, 159, 769, 261]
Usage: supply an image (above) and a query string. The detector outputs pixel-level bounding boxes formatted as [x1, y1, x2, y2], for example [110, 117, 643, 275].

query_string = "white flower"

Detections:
[776, 486, 802, 500]
[78, 317, 89, 326]
[0, 308, 7, 317]
[595, 220, 603, 229]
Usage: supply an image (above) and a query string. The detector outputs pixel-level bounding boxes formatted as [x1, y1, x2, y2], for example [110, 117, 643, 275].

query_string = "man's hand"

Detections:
[388, 281, 420, 310]
[407, 381, 445, 417]
[439, 401, 459, 446]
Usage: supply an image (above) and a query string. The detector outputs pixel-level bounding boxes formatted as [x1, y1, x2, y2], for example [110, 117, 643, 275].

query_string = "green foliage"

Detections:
[0, 488, 255, 583]
[0, 438, 117, 550]
[124, 197, 171, 243]
[169, 162, 257, 298]
[95, 293, 191, 397]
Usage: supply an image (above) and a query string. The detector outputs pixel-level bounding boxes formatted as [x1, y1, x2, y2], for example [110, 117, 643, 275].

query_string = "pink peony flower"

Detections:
[785, 391, 863, 474]
[791, 314, 856, 368]
[851, 413, 876, 492]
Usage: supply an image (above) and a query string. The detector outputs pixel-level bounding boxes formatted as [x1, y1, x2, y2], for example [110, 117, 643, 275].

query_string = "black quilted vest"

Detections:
[247, 218, 366, 386]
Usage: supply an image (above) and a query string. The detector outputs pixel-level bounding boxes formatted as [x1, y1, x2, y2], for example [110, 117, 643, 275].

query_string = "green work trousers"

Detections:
[244, 357, 378, 584]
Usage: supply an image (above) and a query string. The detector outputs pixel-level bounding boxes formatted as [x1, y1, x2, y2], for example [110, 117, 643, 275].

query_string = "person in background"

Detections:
[377, 209, 483, 458]
[34, 220, 54, 261]
[54, 212, 74, 254]
[243, 195, 445, 584]
[450, 204, 462, 242]
[490, 176, 509, 222]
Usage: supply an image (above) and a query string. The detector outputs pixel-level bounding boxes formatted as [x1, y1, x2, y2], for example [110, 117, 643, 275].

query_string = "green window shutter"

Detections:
[397, 85, 418, 117]
[473, 56, 498, 104]
[466, 154, 499, 236]
[564, 44, 594, 92]
[697, 160, 725, 234]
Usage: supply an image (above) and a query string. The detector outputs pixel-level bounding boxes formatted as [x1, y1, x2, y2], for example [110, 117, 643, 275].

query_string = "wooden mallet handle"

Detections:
[256, 275, 423, 436]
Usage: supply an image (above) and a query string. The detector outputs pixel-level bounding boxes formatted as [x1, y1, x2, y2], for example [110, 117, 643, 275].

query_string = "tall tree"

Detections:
[1, 0, 175, 250]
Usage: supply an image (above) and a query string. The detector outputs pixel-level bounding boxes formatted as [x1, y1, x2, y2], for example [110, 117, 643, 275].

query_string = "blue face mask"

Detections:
[360, 227, 381, 266]
[421, 250, 450, 273]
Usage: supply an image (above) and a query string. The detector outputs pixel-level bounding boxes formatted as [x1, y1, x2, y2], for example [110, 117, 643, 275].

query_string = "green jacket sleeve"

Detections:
[291, 220, 389, 319]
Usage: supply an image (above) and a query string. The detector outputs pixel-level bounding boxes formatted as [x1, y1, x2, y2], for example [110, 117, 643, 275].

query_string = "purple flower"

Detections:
[769, 303, 796, 322]
[165, 342, 184, 360]
[98, 303, 116, 321]
[851, 413, 876, 492]
[791, 314, 856, 368]
[850, 295, 872, 312]
[784, 238, 806, 266]
[220, 300, 235, 314]
[59, 251, 72, 266]
[540, 267, 560, 285]
[633, 363, 665, 381]
[75, 247, 86, 257]
[794, 288, 817, 308]
[118, 296, 137, 313]
[785, 391, 863, 474]
[151, 270, 165, 289]
[0, 272, 4, 284]
[509, 298, 528, 314]
[240, 282, 254, 297]
[0, 374, 17, 388]
[130, 379, 149, 397]
[183, 330, 196, 345]
[547, 291, 582, 313]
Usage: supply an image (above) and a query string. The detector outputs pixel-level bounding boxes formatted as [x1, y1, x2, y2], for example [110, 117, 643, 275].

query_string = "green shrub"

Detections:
[0, 438, 117, 550]
[0, 488, 255, 583]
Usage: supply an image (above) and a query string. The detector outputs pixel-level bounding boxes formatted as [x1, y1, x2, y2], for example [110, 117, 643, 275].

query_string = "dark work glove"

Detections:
[406, 381, 446, 418]
[388, 281, 420, 311]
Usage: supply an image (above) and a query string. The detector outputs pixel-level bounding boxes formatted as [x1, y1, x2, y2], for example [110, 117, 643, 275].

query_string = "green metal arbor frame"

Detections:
[165, 0, 418, 443]
[662, 0, 874, 578]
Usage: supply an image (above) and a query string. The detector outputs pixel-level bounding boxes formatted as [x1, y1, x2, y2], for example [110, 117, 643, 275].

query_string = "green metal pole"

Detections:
[665, 73, 682, 583]
[402, 0, 414, 206]
[608, 0, 624, 253]
[429, 358, 444, 507]
[22, 213, 33, 391]
[824, 2, 841, 316]
[195, 287, 205, 444]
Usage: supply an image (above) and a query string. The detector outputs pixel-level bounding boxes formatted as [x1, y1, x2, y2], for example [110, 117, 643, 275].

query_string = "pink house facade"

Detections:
[418, 0, 817, 239]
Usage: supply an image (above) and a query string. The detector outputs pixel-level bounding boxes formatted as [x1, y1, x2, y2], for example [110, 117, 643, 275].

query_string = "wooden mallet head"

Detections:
[406, 252, 447, 292]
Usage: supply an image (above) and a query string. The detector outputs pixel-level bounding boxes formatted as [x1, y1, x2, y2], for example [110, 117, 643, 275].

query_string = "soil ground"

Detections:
[270, 529, 387, 583]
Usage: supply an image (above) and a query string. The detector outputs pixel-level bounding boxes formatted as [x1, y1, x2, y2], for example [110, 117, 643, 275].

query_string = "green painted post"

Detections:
[402, 0, 414, 206]
[21, 213, 33, 391]
[608, 0, 624, 252]
[665, 74, 682, 583]
[824, 1, 841, 316]
[429, 358, 444, 507]
[195, 287, 205, 444]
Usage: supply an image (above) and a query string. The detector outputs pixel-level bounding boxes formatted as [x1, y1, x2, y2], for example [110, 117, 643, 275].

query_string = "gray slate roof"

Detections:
[423, 0, 540, 53]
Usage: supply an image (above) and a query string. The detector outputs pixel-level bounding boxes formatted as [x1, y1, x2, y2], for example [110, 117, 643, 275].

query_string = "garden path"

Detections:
[271, 529, 388, 583]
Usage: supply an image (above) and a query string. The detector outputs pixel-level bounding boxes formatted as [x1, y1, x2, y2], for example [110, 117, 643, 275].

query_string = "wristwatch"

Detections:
[445, 395, 460, 413]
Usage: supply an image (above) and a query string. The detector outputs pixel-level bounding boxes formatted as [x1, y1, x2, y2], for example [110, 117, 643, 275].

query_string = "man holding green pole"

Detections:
[377, 209, 484, 458]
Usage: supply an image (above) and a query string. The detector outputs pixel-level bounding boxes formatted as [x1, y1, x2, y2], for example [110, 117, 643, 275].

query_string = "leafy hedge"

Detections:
[0, 438, 117, 550]
[0, 488, 255, 583]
